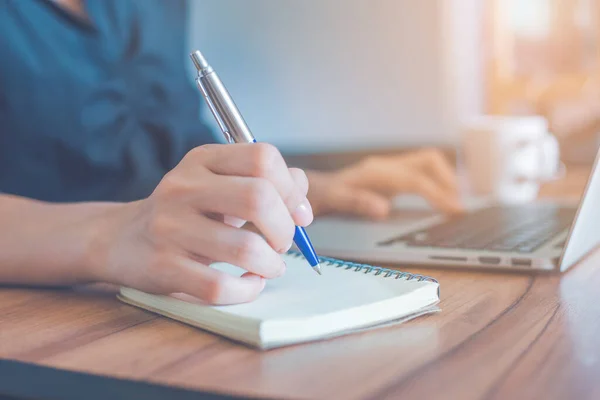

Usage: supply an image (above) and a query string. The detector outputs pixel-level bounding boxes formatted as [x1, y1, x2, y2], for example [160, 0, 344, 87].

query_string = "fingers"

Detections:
[288, 168, 313, 226]
[190, 143, 313, 226]
[166, 213, 286, 279]
[327, 185, 391, 219]
[288, 167, 309, 195]
[188, 174, 296, 253]
[348, 153, 463, 214]
[403, 149, 459, 194]
[167, 256, 266, 305]
[405, 173, 463, 213]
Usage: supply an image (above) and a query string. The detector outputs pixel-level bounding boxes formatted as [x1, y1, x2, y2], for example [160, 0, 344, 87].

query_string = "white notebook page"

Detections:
[208, 253, 438, 321]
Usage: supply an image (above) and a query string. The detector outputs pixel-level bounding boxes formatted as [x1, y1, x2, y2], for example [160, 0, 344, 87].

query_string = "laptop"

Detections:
[306, 150, 600, 272]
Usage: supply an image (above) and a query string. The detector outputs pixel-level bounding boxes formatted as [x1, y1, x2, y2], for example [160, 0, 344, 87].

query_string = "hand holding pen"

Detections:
[190, 50, 322, 275]
[75, 54, 319, 306]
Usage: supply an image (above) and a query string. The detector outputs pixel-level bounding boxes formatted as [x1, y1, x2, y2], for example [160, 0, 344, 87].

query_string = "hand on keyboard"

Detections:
[306, 149, 465, 220]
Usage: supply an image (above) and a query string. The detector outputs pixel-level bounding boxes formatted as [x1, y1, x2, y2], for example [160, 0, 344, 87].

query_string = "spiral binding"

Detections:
[287, 251, 438, 283]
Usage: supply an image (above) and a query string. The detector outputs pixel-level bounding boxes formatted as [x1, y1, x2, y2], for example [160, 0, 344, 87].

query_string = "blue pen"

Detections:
[190, 50, 322, 275]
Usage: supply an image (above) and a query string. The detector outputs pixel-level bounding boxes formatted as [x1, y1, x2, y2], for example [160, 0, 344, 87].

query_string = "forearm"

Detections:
[0, 195, 116, 286]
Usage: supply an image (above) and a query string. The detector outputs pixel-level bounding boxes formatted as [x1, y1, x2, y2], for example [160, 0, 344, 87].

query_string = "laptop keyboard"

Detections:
[378, 205, 575, 253]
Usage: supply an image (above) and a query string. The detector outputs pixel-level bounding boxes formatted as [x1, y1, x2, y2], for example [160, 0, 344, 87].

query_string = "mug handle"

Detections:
[514, 133, 566, 183]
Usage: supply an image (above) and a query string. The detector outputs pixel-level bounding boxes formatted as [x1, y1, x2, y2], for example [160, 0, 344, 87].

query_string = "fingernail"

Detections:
[292, 199, 314, 226]
[277, 242, 293, 254]
[246, 274, 267, 290]
[279, 260, 287, 277]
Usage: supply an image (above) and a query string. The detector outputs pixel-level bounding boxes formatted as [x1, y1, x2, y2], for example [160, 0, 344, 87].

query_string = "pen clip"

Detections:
[195, 77, 235, 144]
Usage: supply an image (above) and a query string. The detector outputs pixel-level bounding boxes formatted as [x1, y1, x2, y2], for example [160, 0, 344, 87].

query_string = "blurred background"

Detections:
[188, 0, 600, 164]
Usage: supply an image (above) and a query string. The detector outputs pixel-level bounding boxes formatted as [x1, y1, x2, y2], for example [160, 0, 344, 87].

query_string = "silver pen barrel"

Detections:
[190, 50, 256, 144]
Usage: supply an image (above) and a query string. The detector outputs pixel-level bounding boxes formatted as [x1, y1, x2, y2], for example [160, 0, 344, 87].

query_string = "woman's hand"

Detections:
[306, 149, 463, 219]
[0, 145, 459, 306]
[89, 143, 312, 305]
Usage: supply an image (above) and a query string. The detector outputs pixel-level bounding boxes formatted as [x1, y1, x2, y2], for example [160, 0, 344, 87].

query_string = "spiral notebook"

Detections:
[118, 252, 440, 349]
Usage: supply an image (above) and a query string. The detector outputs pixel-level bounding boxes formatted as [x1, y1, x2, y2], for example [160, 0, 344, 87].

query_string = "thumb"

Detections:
[327, 185, 391, 220]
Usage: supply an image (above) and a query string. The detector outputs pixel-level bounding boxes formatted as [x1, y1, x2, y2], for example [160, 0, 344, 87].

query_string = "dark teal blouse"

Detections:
[0, 0, 216, 202]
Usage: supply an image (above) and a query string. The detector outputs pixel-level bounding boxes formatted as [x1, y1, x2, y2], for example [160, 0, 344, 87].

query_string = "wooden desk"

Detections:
[1, 165, 598, 400]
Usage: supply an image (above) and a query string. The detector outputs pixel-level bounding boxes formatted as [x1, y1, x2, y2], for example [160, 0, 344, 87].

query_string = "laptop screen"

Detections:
[559, 149, 600, 271]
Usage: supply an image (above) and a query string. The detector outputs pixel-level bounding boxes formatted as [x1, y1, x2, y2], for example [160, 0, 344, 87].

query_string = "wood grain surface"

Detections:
[0, 164, 598, 400]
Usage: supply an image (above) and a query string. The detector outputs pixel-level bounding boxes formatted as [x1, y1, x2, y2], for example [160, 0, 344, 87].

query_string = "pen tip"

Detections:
[313, 263, 323, 275]
[190, 50, 209, 71]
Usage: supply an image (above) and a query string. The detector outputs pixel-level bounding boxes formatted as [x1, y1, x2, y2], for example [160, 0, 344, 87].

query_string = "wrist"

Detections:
[0, 198, 128, 287]
[81, 202, 131, 284]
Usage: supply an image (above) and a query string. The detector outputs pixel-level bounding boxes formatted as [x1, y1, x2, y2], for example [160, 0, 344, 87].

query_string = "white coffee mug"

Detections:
[461, 116, 564, 204]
